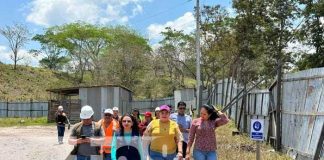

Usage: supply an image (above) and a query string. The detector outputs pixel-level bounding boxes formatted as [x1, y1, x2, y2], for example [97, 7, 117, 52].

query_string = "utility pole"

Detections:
[195, 0, 202, 115]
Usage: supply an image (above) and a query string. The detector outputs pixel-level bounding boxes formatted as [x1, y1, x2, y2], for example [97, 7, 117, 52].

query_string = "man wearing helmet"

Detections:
[68, 105, 104, 160]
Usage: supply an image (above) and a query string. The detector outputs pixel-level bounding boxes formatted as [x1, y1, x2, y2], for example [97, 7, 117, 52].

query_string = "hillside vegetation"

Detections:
[0, 64, 197, 101]
[0, 64, 73, 101]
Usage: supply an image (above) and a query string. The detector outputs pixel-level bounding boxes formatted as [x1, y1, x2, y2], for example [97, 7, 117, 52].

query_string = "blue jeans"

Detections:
[77, 155, 91, 160]
[103, 153, 111, 160]
[57, 125, 65, 137]
[193, 149, 217, 160]
[149, 150, 176, 160]
[57, 125, 65, 142]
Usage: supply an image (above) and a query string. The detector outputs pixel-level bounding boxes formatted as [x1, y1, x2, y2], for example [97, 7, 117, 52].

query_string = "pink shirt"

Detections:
[188, 114, 229, 151]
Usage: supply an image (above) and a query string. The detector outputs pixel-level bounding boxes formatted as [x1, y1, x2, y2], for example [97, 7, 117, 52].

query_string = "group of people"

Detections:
[55, 101, 229, 160]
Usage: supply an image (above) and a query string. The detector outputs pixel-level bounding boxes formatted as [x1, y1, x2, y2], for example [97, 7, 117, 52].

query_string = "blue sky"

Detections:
[0, 0, 232, 66]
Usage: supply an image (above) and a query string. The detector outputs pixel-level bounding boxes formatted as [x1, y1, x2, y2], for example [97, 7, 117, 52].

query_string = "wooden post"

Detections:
[256, 141, 261, 160]
[313, 123, 324, 160]
[276, 62, 282, 151]
[6, 99, 9, 117]
[30, 98, 33, 118]
[229, 76, 234, 119]
[243, 85, 248, 132]
[221, 67, 225, 107]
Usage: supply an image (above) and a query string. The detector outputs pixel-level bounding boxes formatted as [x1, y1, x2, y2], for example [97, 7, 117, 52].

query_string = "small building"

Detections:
[47, 85, 133, 123]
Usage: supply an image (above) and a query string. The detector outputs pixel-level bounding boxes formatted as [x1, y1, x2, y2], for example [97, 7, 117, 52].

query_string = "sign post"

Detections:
[251, 119, 264, 160]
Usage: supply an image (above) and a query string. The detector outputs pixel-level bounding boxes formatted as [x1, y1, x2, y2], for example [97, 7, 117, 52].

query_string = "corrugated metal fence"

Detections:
[128, 97, 175, 113]
[0, 100, 48, 118]
[205, 68, 324, 160]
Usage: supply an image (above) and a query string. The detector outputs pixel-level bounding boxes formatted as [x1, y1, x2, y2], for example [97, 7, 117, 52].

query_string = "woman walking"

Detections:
[185, 104, 229, 160]
[55, 105, 70, 144]
[143, 105, 184, 160]
[111, 114, 143, 160]
[132, 108, 142, 124]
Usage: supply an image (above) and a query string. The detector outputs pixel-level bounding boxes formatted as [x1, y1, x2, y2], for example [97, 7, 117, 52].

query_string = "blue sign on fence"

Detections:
[251, 119, 264, 141]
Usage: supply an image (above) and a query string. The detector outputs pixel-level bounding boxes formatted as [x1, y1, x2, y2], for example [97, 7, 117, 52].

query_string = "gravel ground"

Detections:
[0, 125, 74, 160]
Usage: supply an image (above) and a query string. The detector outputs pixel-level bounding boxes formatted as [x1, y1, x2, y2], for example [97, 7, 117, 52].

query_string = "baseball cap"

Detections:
[104, 109, 113, 115]
[144, 112, 152, 117]
[160, 105, 170, 112]
[112, 107, 119, 111]
[132, 108, 139, 112]
[177, 101, 186, 107]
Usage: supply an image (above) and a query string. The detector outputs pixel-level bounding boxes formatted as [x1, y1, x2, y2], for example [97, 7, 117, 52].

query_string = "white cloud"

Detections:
[26, 0, 150, 27]
[0, 45, 44, 67]
[147, 12, 195, 43]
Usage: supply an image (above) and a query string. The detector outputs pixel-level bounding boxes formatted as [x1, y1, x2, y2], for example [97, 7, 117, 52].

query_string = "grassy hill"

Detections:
[0, 64, 74, 101]
[0, 64, 197, 101]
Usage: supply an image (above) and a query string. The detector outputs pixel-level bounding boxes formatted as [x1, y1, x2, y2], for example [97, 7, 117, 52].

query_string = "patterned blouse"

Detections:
[188, 114, 229, 151]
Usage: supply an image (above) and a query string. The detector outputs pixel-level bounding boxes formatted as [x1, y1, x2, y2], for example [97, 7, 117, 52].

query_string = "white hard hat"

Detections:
[80, 105, 94, 119]
[104, 109, 113, 115]
[155, 107, 160, 111]
[58, 106, 63, 111]
[112, 107, 119, 111]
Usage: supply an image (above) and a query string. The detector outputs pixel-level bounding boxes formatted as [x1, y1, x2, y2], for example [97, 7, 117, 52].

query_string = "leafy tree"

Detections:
[296, 0, 324, 69]
[39, 22, 111, 83]
[200, 5, 237, 87]
[157, 27, 196, 91]
[101, 26, 151, 89]
[31, 30, 70, 70]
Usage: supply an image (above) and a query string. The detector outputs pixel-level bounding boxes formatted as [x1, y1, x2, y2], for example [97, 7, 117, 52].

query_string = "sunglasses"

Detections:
[178, 107, 186, 110]
[122, 120, 132, 123]
[104, 114, 112, 117]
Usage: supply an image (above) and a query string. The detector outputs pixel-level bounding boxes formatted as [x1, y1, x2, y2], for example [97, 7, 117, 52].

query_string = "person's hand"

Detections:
[185, 153, 191, 160]
[68, 124, 71, 130]
[177, 152, 183, 160]
[77, 138, 90, 144]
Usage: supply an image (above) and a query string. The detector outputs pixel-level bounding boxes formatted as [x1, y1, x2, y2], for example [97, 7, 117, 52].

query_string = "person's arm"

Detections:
[215, 111, 229, 127]
[175, 124, 184, 159]
[90, 126, 105, 146]
[142, 122, 153, 158]
[55, 112, 59, 124]
[138, 136, 144, 160]
[111, 132, 117, 160]
[186, 116, 192, 132]
[68, 126, 90, 145]
[185, 120, 197, 160]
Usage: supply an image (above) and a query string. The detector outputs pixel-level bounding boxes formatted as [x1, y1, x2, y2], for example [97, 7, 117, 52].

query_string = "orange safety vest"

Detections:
[101, 119, 119, 154]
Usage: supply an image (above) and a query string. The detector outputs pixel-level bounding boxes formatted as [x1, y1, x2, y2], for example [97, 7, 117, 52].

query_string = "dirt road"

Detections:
[0, 125, 73, 160]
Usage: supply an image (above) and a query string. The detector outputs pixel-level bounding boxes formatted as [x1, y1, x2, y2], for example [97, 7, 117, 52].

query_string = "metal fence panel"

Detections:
[0, 101, 48, 118]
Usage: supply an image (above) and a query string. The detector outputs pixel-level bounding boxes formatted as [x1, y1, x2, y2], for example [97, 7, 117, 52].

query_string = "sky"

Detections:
[0, 0, 232, 66]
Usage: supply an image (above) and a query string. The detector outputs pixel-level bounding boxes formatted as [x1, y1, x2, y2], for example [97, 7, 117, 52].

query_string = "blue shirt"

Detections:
[170, 113, 192, 143]
[111, 131, 143, 160]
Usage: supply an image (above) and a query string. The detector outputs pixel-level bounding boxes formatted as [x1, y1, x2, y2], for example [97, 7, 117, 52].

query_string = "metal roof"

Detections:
[46, 84, 133, 95]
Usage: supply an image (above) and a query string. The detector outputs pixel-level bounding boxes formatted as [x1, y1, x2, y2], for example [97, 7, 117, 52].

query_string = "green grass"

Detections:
[0, 117, 54, 127]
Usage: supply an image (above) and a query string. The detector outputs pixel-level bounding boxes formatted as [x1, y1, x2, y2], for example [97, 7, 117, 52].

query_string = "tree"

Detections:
[200, 5, 237, 87]
[40, 22, 111, 83]
[157, 27, 196, 91]
[296, 0, 324, 69]
[0, 23, 30, 70]
[232, 0, 298, 85]
[31, 30, 70, 70]
[101, 26, 151, 90]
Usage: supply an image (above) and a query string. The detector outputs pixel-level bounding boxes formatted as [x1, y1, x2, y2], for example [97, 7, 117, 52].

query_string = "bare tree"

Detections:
[0, 23, 30, 70]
